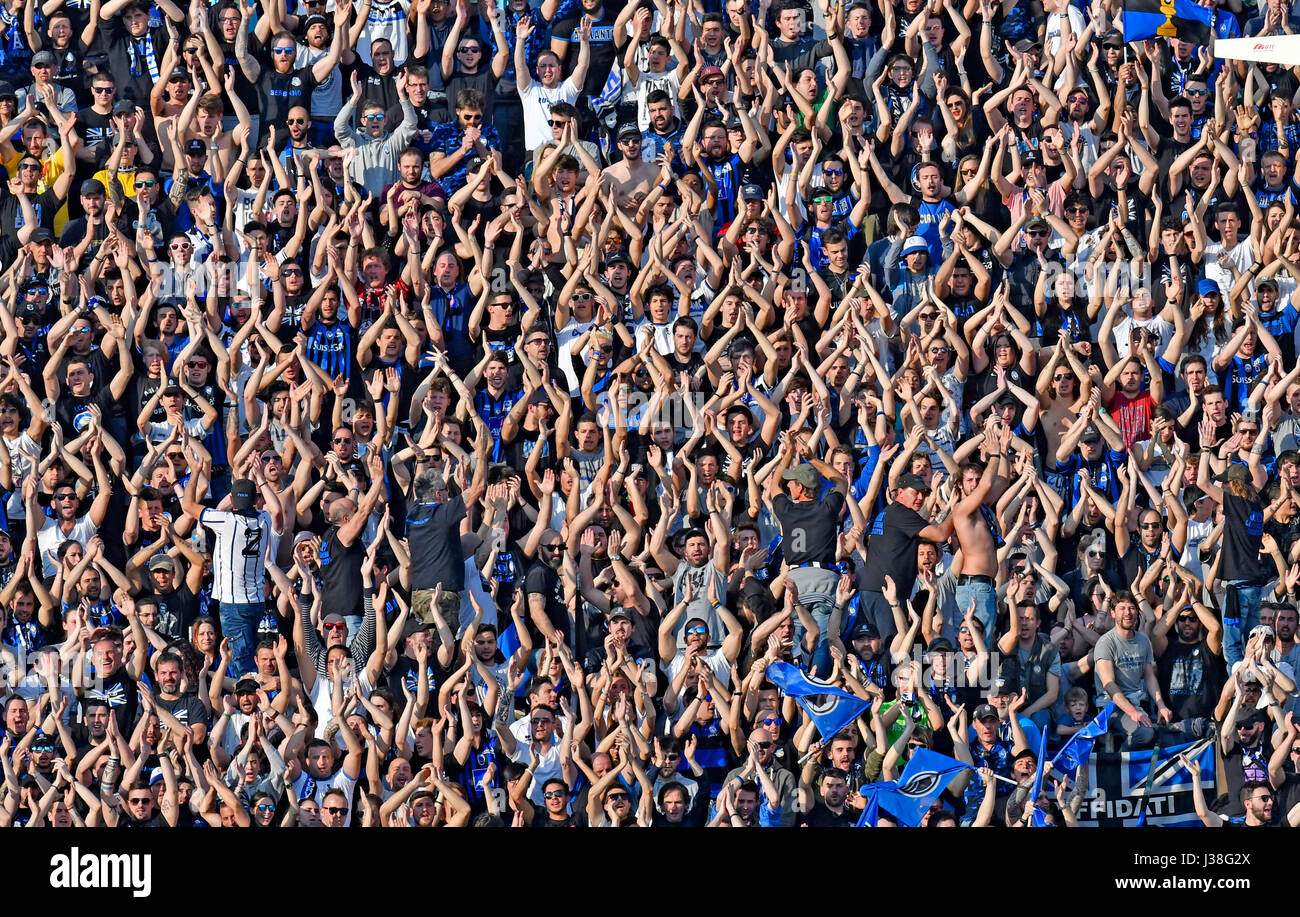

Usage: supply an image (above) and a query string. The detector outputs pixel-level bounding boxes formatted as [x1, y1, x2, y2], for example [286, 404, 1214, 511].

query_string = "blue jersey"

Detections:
[304, 318, 355, 380]
[1219, 352, 1269, 414]
[428, 283, 474, 365]
[707, 153, 743, 227]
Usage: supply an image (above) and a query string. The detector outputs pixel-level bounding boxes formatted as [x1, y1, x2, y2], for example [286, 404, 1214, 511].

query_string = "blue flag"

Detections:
[878, 748, 970, 827]
[765, 662, 870, 740]
[1028, 723, 1049, 826]
[592, 63, 624, 112]
[496, 621, 528, 697]
[1051, 702, 1115, 775]
[854, 784, 884, 827]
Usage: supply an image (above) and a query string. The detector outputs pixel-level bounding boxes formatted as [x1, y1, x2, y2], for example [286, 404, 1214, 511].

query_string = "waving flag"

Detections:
[1051, 702, 1114, 775]
[1028, 725, 1049, 826]
[765, 662, 869, 740]
[1122, 0, 1213, 45]
[878, 748, 970, 827]
[591, 63, 625, 113]
[854, 784, 883, 827]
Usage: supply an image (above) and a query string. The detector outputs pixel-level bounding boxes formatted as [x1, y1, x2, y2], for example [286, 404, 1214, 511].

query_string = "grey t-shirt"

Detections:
[1092, 629, 1153, 708]
[671, 560, 726, 649]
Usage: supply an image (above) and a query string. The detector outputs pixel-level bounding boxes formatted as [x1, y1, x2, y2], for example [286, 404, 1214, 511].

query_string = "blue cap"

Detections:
[1197, 278, 1221, 296]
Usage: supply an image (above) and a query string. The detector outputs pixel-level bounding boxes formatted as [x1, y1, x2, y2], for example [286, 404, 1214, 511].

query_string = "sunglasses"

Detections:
[1185, 88, 1207, 96]
[256, 803, 276, 812]
[323, 806, 347, 815]
[606, 793, 629, 802]
[457, 45, 481, 52]
[273, 47, 296, 54]
[761, 717, 783, 726]
[686, 625, 708, 635]
[18, 162, 40, 171]
[1054, 374, 1072, 381]
[822, 167, 843, 176]
[91, 86, 115, 94]
[543, 790, 567, 799]
[548, 119, 570, 128]
[170, 242, 192, 250]
[542, 543, 564, 552]
[461, 114, 483, 124]
[54, 493, 77, 501]
[755, 741, 773, 749]
[364, 113, 385, 121]
[287, 117, 307, 125]
[333, 437, 353, 444]
[137, 179, 157, 187]
[323, 622, 346, 631]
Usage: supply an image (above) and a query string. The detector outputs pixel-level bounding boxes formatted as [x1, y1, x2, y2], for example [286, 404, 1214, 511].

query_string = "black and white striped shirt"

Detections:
[200, 508, 273, 604]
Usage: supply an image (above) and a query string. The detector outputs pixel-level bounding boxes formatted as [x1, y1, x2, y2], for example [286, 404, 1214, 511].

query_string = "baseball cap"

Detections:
[322, 613, 346, 626]
[185, 138, 207, 156]
[617, 122, 641, 141]
[30, 50, 55, 67]
[1197, 278, 1221, 296]
[147, 554, 176, 573]
[725, 116, 742, 130]
[0, 82, 15, 99]
[851, 619, 881, 640]
[901, 235, 928, 258]
[1101, 30, 1123, 48]
[230, 477, 257, 511]
[973, 704, 999, 722]
[700, 65, 724, 79]
[927, 637, 955, 654]
[79, 178, 105, 197]
[896, 472, 930, 493]
[605, 249, 631, 267]
[161, 384, 185, 398]
[781, 463, 820, 492]
[1014, 38, 1042, 52]
[1025, 216, 1049, 232]
[741, 183, 764, 201]
[1021, 150, 1040, 166]
[168, 66, 191, 82]
[234, 675, 260, 694]
[1080, 425, 1103, 444]
[27, 228, 53, 244]
[607, 607, 633, 622]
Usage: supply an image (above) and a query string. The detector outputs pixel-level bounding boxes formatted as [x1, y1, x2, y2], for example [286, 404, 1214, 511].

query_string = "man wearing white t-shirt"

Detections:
[516, 16, 589, 154]
[28, 468, 111, 579]
[496, 697, 568, 804]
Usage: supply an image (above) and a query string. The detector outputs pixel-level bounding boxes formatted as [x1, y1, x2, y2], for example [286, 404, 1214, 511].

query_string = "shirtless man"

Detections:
[602, 123, 659, 213]
[953, 422, 1011, 634]
[1035, 331, 1092, 462]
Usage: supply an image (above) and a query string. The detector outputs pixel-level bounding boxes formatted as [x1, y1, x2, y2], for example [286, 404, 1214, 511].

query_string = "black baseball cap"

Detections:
[230, 478, 257, 511]
[897, 472, 930, 493]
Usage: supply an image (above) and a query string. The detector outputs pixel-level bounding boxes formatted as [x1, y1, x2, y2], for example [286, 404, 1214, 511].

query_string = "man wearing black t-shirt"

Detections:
[153, 653, 211, 744]
[770, 461, 847, 670]
[525, 530, 570, 648]
[550, 0, 618, 98]
[861, 473, 955, 642]
[799, 767, 856, 827]
[318, 450, 386, 632]
[236, 4, 347, 131]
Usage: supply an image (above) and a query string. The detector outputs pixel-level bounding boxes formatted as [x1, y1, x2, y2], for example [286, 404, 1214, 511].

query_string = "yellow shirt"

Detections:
[2, 146, 71, 235]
